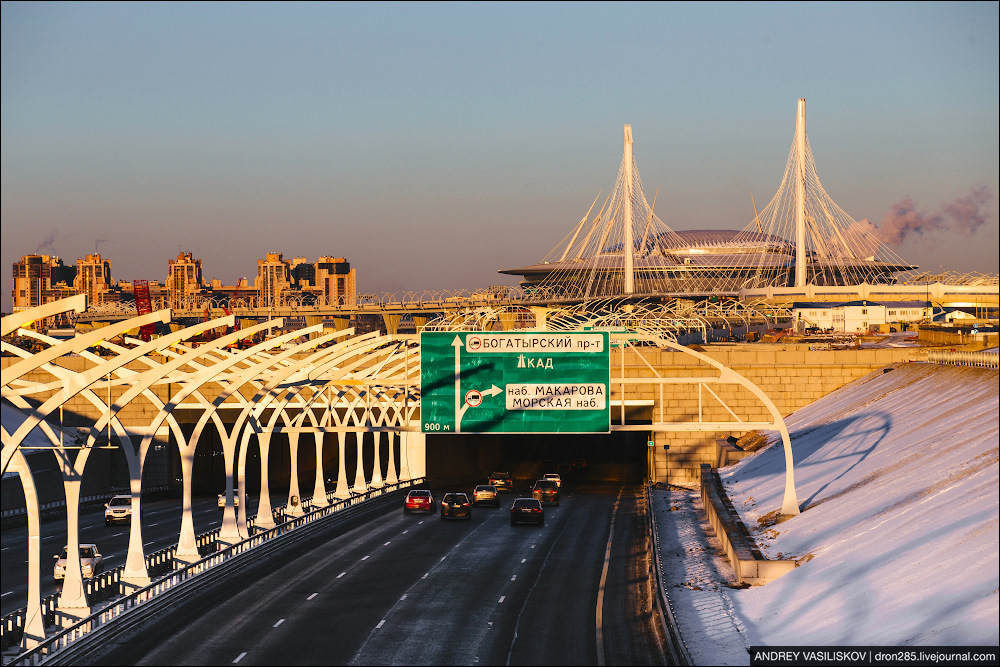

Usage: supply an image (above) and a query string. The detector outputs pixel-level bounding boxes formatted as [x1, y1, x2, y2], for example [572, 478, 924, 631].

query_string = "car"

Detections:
[510, 497, 544, 525]
[218, 492, 240, 509]
[532, 479, 560, 505]
[440, 492, 472, 520]
[541, 473, 562, 489]
[104, 495, 132, 525]
[53, 544, 103, 580]
[472, 484, 500, 507]
[489, 472, 513, 492]
[404, 489, 435, 514]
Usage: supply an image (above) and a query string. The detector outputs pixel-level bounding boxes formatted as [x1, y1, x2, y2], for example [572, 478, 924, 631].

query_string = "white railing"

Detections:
[926, 350, 999, 368]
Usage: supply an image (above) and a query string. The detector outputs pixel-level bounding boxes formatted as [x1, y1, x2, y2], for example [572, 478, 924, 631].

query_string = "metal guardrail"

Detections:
[926, 350, 999, 368]
[644, 484, 692, 666]
[1, 479, 421, 663]
[0, 488, 169, 521]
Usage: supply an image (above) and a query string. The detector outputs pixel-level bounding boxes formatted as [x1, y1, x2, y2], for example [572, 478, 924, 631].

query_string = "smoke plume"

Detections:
[34, 230, 57, 253]
[867, 186, 993, 247]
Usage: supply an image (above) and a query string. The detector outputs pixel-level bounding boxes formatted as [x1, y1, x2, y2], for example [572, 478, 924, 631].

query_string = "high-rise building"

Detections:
[74, 254, 114, 305]
[315, 256, 356, 306]
[166, 252, 206, 307]
[12, 254, 77, 310]
[255, 252, 291, 308]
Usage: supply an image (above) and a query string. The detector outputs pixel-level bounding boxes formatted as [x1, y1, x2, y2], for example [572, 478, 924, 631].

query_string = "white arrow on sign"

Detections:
[457, 384, 502, 424]
[452, 336, 463, 432]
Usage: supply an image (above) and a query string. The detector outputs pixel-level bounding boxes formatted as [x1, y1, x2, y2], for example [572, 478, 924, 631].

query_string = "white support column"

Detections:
[370, 431, 384, 488]
[54, 448, 91, 621]
[173, 444, 200, 564]
[352, 432, 368, 494]
[385, 431, 399, 485]
[122, 441, 153, 588]
[398, 431, 411, 482]
[311, 432, 329, 506]
[8, 452, 47, 650]
[624, 124, 635, 294]
[407, 431, 426, 480]
[286, 432, 305, 516]
[795, 98, 807, 288]
[334, 431, 350, 498]
[219, 429, 241, 545]
[255, 433, 276, 530]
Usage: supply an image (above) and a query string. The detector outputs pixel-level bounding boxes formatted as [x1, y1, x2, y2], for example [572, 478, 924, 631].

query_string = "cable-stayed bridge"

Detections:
[61, 99, 999, 331]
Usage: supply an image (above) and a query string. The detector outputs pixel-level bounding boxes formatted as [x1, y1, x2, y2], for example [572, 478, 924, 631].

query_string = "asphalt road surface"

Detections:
[95, 481, 668, 666]
[1, 493, 282, 617]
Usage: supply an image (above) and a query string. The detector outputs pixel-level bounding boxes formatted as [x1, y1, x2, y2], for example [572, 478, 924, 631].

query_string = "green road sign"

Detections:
[420, 331, 610, 434]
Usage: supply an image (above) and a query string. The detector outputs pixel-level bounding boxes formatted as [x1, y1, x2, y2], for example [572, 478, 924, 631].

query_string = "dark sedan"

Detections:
[531, 479, 560, 505]
[440, 492, 472, 520]
[510, 497, 544, 525]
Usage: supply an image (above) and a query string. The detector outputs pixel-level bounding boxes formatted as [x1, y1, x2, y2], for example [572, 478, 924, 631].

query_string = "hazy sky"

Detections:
[3, 2, 998, 311]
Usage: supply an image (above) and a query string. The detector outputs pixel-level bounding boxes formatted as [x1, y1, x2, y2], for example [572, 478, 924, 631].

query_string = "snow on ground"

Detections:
[652, 361, 998, 662]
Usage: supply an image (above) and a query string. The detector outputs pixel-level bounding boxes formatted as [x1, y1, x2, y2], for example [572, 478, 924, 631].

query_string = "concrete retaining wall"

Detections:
[700, 464, 796, 585]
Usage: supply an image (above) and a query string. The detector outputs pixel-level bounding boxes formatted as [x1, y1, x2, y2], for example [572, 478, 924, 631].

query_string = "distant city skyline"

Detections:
[3, 2, 998, 312]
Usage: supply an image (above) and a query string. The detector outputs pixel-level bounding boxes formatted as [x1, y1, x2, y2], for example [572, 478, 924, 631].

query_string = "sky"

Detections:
[653, 355, 998, 660]
[2, 2, 998, 312]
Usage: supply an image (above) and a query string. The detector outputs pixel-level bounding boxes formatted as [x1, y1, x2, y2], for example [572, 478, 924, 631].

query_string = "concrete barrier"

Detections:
[699, 464, 796, 585]
[714, 439, 753, 468]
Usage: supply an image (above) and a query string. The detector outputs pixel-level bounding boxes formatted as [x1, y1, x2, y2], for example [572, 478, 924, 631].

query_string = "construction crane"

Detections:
[133, 279, 156, 341]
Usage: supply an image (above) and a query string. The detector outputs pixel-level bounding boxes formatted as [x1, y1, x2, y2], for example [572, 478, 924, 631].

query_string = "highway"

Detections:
[0, 492, 281, 617]
[94, 480, 667, 666]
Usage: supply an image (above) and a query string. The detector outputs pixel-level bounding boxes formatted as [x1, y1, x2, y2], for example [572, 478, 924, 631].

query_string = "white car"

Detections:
[218, 493, 240, 508]
[54, 544, 103, 580]
[542, 473, 562, 489]
[104, 495, 132, 525]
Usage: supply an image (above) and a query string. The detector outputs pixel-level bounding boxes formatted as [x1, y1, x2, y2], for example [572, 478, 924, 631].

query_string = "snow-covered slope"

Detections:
[722, 362, 999, 646]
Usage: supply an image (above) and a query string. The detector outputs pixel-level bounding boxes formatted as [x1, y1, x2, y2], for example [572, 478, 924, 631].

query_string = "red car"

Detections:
[404, 489, 435, 514]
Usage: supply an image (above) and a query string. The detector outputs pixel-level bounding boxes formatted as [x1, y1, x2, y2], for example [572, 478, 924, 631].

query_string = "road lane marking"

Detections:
[307, 592, 318, 600]
[418, 521, 424, 524]
[337, 572, 346, 578]
[233, 652, 247, 663]
[143, 542, 155, 546]
[1, 592, 13, 597]
[511, 575, 516, 581]
[530, 544, 535, 549]
[376, 620, 386, 629]
[353, 509, 497, 657]
[402, 530, 408, 534]
[521, 559, 526, 564]
[361, 555, 369, 561]
[384, 541, 391, 546]
[422, 573, 429, 579]
[400, 594, 407, 600]
[112, 533, 125, 537]
[498, 596, 505, 603]
[596, 487, 623, 667]
[273, 618, 284, 627]
[148, 522, 159, 526]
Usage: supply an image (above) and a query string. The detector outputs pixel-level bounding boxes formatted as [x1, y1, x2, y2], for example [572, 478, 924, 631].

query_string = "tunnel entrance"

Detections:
[425, 430, 650, 488]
